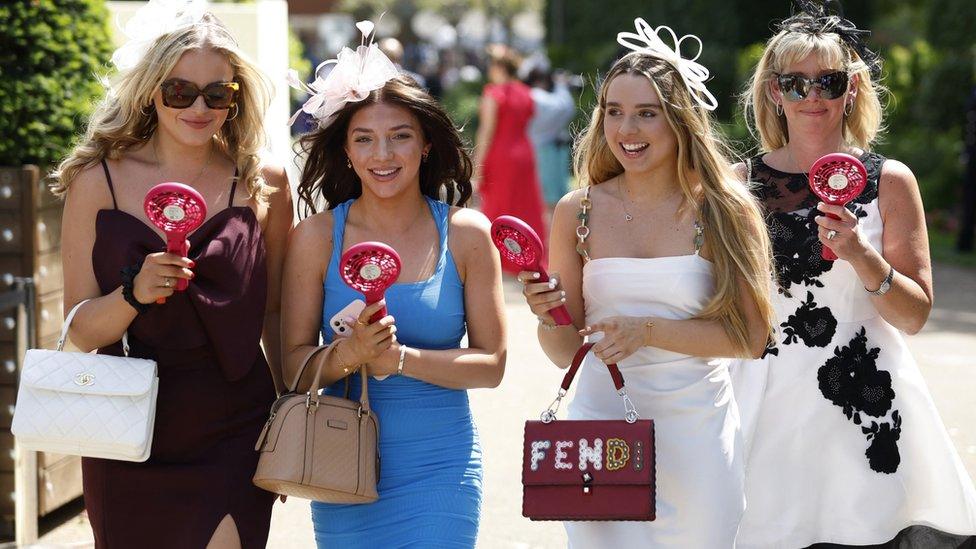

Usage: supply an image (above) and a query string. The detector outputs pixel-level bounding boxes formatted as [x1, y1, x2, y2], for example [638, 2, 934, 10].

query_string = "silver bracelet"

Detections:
[396, 345, 407, 376]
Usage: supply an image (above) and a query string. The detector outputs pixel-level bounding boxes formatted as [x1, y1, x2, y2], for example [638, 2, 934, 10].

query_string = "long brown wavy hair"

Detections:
[296, 76, 473, 218]
[574, 52, 776, 358]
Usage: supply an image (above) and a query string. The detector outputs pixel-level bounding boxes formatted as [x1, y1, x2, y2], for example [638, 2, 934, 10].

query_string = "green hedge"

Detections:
[0, 0, 112, 167]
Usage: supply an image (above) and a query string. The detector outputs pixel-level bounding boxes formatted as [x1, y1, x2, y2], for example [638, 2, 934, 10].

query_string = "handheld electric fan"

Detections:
[490, 215, 572, 326]
[340, 242, 402, 323]
[808, 153, 867, 261]
[144, 183, 207, 303]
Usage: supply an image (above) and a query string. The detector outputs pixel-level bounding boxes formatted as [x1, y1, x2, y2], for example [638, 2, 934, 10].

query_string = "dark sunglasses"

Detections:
[775, 71, 849, 101]
[159, 79, 240, 109]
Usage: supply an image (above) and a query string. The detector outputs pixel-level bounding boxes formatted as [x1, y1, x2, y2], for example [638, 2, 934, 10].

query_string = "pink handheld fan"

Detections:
[490, 215, 572, 326]
[340, 242, 402, 323]
[808, 153, 867, 261]
[144, 183, 207, 303]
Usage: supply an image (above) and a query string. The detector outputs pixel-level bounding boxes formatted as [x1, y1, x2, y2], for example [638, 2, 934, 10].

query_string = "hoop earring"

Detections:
[346, 158, 352, 169]
[140, 104, 155, 117]
[844, 100, 854, 116]
[776, 102, 783, 116]
[225, 104, 239, 122]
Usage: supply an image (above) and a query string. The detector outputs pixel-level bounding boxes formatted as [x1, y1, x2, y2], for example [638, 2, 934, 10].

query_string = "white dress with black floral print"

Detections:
[736, 153, 976, 548]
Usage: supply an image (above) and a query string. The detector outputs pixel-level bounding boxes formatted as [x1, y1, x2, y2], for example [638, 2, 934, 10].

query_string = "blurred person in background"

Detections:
[473, 44, 547, 271]
[378, 37, 427, 90]
[526, 66, 577, 211]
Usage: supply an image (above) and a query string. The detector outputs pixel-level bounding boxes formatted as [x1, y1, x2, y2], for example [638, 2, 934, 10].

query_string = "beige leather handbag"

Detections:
[253, 342, 379, 503]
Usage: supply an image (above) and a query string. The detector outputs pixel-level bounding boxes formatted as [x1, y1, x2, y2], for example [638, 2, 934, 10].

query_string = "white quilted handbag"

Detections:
[11, 299, 159, 462]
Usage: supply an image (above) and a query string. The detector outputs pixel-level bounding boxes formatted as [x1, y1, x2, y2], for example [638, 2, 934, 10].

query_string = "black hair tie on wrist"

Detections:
[120, 263, 150, 314]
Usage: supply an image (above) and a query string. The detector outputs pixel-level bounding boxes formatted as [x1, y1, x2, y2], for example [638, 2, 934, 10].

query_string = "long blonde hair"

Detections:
[574, 52, 775, 357]
[53, 13, 272, 201]
[742, 24, 885, 152]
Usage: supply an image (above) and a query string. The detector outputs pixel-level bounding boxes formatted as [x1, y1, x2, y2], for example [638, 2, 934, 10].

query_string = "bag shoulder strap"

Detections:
[59, 299, 130, 355]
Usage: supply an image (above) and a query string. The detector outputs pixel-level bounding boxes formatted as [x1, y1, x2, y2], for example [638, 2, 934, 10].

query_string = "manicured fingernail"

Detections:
[189, 272, 195, 279]
[188, 260, 196, 268]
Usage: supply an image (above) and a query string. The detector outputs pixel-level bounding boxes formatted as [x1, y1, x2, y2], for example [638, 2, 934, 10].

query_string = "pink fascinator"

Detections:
[288, 20, 400, 128]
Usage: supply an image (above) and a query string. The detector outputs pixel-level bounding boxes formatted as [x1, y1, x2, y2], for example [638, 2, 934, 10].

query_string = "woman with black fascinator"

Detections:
[735, 2, 976, 547]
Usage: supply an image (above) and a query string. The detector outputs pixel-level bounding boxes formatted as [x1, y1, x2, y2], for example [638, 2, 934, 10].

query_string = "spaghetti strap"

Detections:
[100, 159, 119, 209]
[227, 169, 239, 207]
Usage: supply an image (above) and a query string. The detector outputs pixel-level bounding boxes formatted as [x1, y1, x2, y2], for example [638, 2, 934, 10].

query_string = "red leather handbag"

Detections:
[522, 343, 655, 521]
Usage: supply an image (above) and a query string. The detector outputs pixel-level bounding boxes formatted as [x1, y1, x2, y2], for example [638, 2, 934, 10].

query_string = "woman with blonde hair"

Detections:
[54, 1, 292, 546]
[516, 18, 775, 547]
[736, 2, 976, 547]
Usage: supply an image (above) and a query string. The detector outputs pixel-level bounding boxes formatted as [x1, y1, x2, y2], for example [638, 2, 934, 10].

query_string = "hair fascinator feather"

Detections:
[287, 19, 400, 129]
[780, 0, 882, 78]
[616, 18, 718, 111]
[111, 0, 210, 71]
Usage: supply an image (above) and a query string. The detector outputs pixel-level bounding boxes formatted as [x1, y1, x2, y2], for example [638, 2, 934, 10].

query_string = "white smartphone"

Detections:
[328, 299, 365, 338]
[328, 299, 390, 381]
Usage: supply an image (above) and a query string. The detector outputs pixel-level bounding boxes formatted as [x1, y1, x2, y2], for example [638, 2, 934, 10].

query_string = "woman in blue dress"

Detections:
[280, 25, 507, 548]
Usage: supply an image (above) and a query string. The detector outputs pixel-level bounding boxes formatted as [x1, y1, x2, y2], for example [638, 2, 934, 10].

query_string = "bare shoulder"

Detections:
[260, 163, 291, 202]
[879, 158, 919, 189]
[553, 187, 587, 223]
[63, 161, 114, 213]
[447, 206, 491, 245]
[290, 210, 334, 253]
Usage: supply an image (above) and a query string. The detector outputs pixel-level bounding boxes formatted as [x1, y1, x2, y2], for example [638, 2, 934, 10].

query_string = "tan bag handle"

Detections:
[290, 341, 371, 413]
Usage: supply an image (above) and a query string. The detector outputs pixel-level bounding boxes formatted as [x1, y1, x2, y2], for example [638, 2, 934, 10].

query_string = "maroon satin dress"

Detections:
[82, 160, 276, 548]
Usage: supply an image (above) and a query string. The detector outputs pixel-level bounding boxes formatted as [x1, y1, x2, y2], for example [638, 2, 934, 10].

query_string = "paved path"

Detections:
[25, 263, 976, 549]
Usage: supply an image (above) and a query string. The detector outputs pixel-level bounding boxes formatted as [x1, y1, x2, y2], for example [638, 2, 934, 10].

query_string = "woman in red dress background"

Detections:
[474, 45, 548, 271]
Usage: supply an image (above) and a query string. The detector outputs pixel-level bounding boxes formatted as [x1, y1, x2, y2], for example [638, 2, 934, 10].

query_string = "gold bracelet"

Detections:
[643, 319, 655, 346]
[335, 339, 352, 374]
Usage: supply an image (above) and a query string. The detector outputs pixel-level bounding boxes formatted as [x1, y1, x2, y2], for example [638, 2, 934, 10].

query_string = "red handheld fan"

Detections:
[340, 242, 402, 323]
[808, 153, 867, 261]
[144, 182, 207, 303]
[490, 215, 572, 326]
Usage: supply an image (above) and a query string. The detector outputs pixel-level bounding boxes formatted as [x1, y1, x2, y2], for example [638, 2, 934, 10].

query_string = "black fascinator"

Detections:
[778, 0, 882, 79]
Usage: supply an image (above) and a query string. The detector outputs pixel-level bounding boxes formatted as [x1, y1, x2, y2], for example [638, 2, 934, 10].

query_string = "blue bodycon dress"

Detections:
[312, 197, 482, 548]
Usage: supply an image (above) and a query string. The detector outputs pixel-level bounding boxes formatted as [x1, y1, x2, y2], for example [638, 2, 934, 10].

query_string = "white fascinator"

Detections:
[288, 20, 400, 128]
[111, 0, 210, 72]
[616, 18, 718, 111]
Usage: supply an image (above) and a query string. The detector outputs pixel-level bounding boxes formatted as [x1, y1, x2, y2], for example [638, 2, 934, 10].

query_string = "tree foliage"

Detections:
[0, 0, 113, 167]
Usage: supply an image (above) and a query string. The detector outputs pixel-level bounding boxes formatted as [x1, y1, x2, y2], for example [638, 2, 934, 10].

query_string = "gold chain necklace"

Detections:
[152, 137, 214, 186]
[616, 176, 679, 222]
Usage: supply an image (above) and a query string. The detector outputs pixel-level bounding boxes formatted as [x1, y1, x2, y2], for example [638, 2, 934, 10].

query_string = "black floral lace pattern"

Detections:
[817, 328, 901, 473]
[751, 152, 882, 297]
[751, 153, 902, 474]
[781, 291, 837, 347]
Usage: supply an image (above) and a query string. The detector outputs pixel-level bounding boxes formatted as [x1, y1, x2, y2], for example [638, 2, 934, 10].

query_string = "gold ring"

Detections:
[356, 319, 369, 327]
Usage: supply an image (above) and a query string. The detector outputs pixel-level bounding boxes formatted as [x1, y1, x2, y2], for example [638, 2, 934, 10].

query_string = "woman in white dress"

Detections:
[735, 4, 976, 548]
[516, 19, 776, 548]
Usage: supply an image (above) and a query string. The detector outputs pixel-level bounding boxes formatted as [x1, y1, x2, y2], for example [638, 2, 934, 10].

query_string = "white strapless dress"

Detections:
[565, 255, 747, 548]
